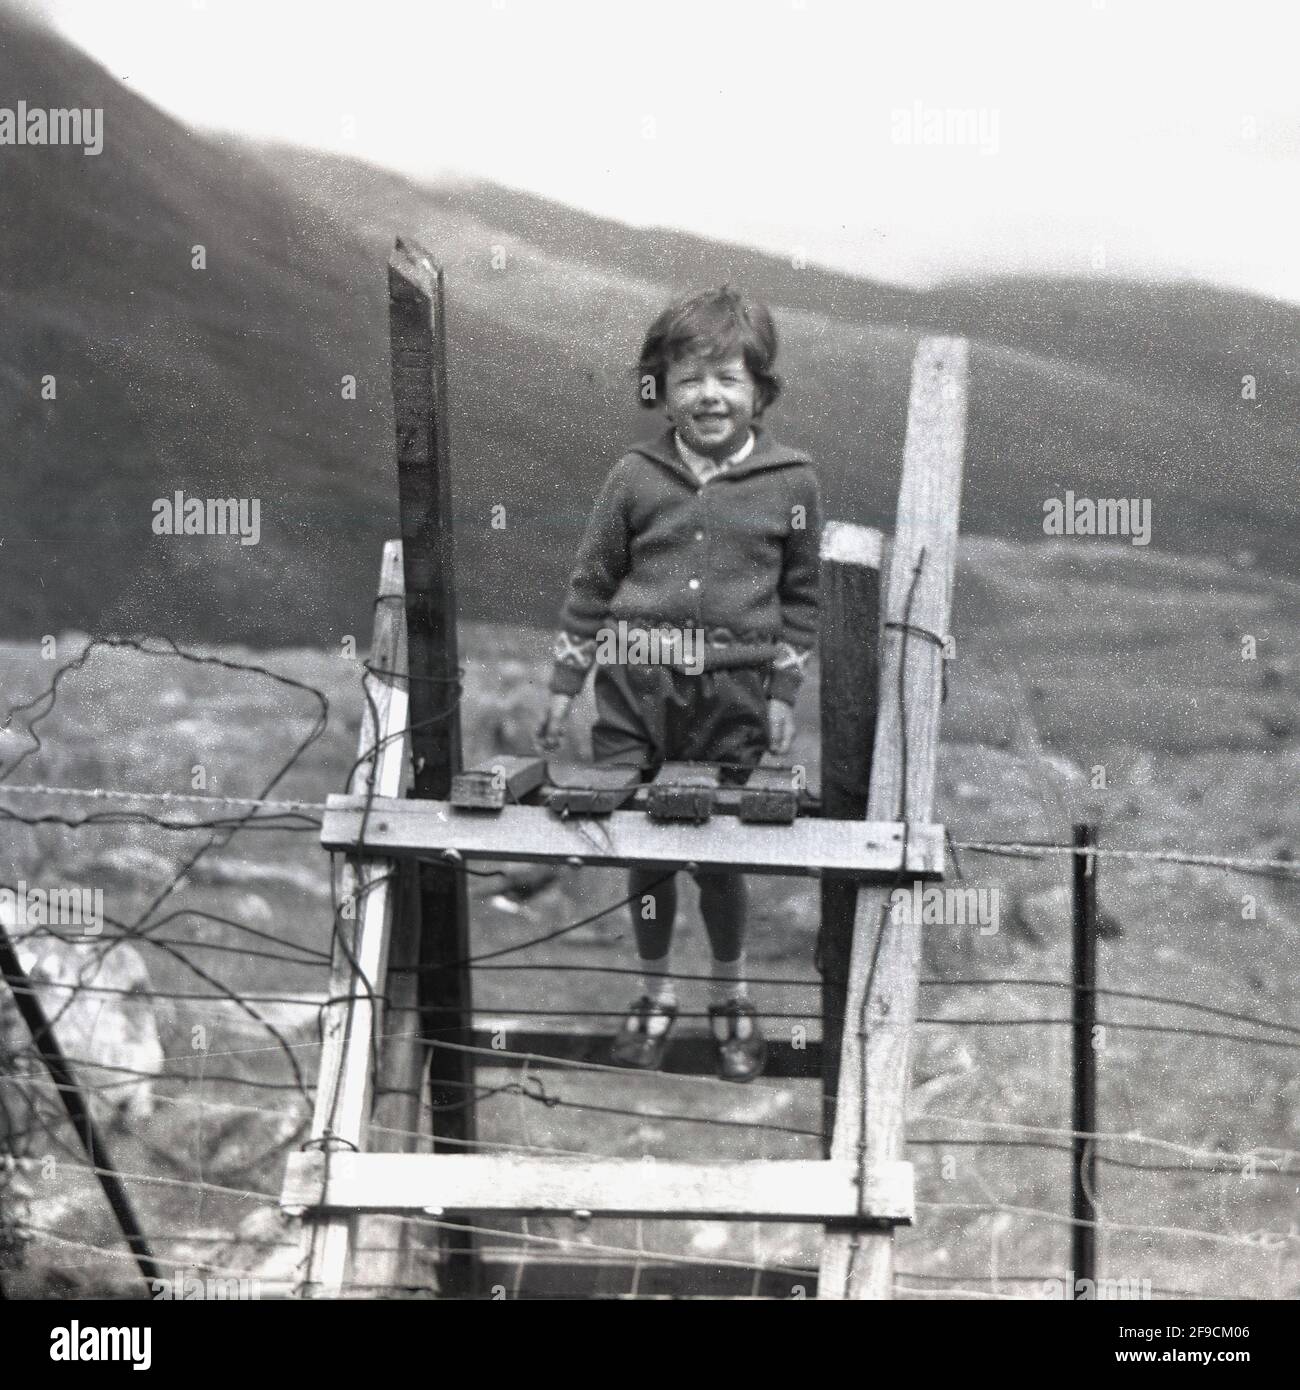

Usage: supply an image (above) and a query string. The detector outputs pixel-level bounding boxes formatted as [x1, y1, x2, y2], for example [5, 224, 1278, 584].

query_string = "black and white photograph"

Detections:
[0, 0, 1294, 1342]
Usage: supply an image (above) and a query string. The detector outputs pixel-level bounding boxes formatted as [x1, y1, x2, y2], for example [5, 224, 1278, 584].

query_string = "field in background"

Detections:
[1, 539, 1296, 1298]
[3, 12, 1300, 649]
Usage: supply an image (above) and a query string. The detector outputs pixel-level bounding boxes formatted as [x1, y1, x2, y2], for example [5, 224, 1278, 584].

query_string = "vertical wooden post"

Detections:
[388, 238, 478, 1295]
[818, 336, 968, 1299]
[818, 522, 883, 1155]
[1071, 822, 1099, 1296]
[297, 542, 410, 1296]
[351, 545, 430, 1295]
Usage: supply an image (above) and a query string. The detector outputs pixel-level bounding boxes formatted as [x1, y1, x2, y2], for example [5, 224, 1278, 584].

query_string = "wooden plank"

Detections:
[353, 853, 429, 1294]
[646, 762, 719, 822]
[545, 762, 642, 815]
[468, 1027, 823, 1079]
[819, 336, 968, 1299]
[817, 522, 884, 1155]
[353, 548, 428, 1296]
[1071, 821, 1100, 1293]
[320, 796, 944, 878]
[388, 237, 477, 1295]
[737, 765, 801, 824]
[451, 756, 547, 811]
[295, 541, 410, 1298]
[284, 1153, 914, 1224]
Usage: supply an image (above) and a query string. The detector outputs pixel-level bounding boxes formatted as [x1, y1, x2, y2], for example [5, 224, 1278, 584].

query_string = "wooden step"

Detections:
[646, 763, 719, 822]
[539, 774, 819, 819]
[450, 756, 547, 811]
[283, 1153, 914, 1224]
[738, 766, 801, 824]
[320, 794, 945, 878]
[545, 762, 642, 815]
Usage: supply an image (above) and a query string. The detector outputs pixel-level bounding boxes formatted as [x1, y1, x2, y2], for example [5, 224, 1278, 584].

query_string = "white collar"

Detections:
[674, 428, 755, 471]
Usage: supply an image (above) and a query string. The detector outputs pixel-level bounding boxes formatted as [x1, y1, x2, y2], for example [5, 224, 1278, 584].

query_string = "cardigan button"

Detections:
[693, 530, 704, 541]
[688, 578, 701, 591]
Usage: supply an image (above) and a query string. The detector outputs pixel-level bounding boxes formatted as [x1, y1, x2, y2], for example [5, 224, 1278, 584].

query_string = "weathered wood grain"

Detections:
[388, 238, 477, 1293]
[295, 540, 409, 1298]
[818, 522, 884, 1154]
[284, 1153, 914, 1224]
[819, 336, 968, 1299]
[320, 795, 944, 878]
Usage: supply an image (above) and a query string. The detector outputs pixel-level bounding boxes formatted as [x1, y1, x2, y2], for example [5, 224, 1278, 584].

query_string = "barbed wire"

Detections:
[4, 632, 1296, 1301]
[2, 780, 1297, 878]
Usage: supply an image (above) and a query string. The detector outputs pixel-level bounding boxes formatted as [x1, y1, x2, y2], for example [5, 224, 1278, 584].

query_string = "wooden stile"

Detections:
[292, 248, 965, 1299]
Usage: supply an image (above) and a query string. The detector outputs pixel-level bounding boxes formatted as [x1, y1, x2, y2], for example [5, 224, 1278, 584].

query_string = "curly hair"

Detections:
[636, 286, 781, 414]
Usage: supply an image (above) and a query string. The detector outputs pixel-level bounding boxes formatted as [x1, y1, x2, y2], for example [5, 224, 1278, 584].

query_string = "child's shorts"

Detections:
[591, 662, 770, 779]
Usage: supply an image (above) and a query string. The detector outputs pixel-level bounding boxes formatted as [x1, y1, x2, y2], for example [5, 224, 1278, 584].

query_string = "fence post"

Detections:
[351, 541, 430, 1295]
[818, 522, 883, 1155]
[818, 336, 969, 1299]
[388, 238, 478, 1296]
[1071, 822, 1099, 1297]
[0, 910, 160, 1295]
[297, 542, 411, 1296]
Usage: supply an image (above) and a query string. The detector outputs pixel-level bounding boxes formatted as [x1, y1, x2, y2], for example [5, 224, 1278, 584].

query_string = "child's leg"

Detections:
[697, 869, 748, 999]
[698, 870, 758, 1043]
[630, 867, 678, 1031]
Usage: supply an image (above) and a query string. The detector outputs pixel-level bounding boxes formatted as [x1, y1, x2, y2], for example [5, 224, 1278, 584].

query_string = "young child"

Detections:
[537, 287, 821, 1082]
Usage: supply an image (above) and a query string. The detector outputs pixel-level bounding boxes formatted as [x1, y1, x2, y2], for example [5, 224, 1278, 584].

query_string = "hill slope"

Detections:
[0, 11, 1297, 645]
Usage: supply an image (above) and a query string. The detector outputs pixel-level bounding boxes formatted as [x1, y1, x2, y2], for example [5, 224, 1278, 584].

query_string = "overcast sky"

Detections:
[24, 0, 1300, 302]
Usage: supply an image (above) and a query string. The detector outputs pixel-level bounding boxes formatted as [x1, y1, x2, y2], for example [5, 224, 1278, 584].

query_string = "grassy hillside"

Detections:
[0, 11, 1298, 652]
[2, 542, 1295, 1297]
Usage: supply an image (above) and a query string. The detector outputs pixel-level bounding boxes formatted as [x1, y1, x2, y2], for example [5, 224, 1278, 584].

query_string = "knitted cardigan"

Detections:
[549, 427, 822, 704]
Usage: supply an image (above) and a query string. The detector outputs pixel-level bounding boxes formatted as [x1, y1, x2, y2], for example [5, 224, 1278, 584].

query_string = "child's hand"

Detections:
[766, 698, 795, 757]
[536, 693, 575, 753]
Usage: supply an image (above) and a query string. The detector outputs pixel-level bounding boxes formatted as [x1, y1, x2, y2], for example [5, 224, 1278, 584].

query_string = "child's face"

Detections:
[664, 353, 758, 459]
